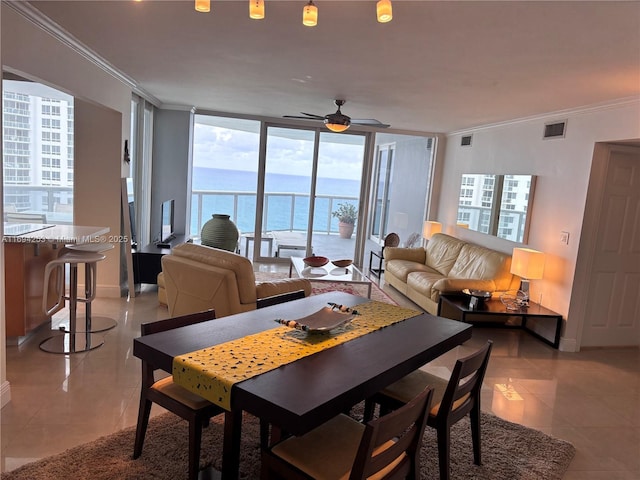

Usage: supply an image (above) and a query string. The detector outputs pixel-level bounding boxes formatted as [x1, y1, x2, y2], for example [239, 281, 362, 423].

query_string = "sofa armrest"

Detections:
[256, 278, 312, 300]
[432, 278, 497, 293]
[383, 247, 426, 263]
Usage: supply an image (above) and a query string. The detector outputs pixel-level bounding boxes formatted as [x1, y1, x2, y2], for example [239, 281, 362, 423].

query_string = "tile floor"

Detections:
[1, 270, 638, 478]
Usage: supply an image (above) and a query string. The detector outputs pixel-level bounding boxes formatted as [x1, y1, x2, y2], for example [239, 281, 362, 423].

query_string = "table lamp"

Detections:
[510, 247, 545, 304]
[422, 221, 442, 240]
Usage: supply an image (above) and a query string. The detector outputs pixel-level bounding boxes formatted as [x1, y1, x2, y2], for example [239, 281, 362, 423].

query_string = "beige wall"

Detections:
[1, 4, 134, 407]
[439, 101, 640, 351]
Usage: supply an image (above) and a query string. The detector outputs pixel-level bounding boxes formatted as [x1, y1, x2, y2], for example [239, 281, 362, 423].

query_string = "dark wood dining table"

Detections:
[133, 292, 473, 479]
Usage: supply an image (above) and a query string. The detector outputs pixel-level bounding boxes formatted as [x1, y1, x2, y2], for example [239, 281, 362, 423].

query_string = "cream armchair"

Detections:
[160, 243, 312, 317]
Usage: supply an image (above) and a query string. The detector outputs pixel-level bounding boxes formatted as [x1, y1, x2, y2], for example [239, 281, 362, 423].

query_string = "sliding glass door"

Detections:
[260, 126, 366, 262]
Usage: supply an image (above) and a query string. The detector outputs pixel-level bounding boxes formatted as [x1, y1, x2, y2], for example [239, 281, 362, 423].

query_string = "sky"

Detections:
[192, 121, 366, 180]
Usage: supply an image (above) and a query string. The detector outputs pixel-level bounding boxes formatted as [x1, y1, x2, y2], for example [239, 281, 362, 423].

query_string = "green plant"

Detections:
[332, 202, 357, 225]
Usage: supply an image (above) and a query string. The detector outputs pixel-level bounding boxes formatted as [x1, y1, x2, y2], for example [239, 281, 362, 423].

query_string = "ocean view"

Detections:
[191, 167, 360, 235]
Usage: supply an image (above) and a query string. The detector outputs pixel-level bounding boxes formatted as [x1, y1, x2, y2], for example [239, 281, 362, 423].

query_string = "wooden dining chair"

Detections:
[133, 309, 223, 480]
[363, 340, 493, 480]
[261, 386, 433, 480]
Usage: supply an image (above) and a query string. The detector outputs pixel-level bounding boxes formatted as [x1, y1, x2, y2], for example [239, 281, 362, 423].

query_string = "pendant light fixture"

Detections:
[377, 0, 393, 23]
[302, 1, 318, 27]
[195, 0, 210, 13]
[249, 0, 265, 19]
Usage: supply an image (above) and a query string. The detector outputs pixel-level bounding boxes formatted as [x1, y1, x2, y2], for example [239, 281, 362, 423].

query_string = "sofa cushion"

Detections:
[425, 234, 466, 276]
[406, 271, 448, 302]
[386, 259, 435, 283]
[449, 243, 514, 290]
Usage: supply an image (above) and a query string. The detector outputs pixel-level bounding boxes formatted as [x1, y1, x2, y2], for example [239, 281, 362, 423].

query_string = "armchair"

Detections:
[160, 243, 312, 317]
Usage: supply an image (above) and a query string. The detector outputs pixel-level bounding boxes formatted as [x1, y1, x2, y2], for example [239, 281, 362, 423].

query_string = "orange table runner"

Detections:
[172, 300, 420, 410]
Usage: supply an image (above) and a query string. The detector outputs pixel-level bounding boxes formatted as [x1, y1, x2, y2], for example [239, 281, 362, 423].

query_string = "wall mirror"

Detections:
[457, 174, 536, 243]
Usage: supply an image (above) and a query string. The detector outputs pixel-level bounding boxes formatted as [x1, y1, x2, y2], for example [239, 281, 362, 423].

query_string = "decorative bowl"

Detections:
[462, 288, 492, 302]
[303, 255, 330, 268]
[332, 259, 353, 268]
[500, 290, 527, 310]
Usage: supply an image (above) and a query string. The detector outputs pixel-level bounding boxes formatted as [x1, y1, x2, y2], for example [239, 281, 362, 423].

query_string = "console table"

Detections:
[132, 234, 189, 284]
[438, 294, 562, 349]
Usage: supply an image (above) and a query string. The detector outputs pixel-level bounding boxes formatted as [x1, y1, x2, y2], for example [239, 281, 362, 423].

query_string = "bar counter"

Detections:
[3, 224, 109, 339]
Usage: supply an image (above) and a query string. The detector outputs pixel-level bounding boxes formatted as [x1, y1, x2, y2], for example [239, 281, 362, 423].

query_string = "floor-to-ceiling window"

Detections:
[2, 77, 74, 224]
[370, 134, 435, 250]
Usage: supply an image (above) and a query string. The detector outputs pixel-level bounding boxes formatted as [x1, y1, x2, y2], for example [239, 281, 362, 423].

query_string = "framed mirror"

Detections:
[457, 174, 536, 243]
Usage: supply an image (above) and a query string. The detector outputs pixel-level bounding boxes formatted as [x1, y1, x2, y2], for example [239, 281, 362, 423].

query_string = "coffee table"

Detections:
[289, 257, 373, 298]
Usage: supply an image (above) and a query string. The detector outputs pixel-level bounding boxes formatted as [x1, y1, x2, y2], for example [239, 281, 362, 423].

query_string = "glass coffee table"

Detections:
[289, 257, 372, 298]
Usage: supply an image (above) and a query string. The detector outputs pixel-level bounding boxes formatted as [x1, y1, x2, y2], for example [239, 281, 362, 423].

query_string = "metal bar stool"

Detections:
[40, 248, 106, 353]
[63, 243, 118, 333]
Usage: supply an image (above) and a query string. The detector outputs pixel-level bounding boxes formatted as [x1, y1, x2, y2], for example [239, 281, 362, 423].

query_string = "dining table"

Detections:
[133, 291, 473, 479]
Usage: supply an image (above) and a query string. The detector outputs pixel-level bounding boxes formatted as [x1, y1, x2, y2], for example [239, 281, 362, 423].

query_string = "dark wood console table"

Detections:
[438, 293, 563, 349]
[132, 234, 189, 284]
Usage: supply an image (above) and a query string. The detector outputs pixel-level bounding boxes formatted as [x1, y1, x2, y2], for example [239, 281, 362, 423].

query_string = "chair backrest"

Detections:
[435, 340, 493, 425]
[350, 387, 433, 480]
[256, 289, 305, 309]
[5, 212, 47, 224]
[140, 310, 216, 386]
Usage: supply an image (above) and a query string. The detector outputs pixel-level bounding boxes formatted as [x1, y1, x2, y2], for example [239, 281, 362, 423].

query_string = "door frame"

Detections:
[569, 142, 640, 351]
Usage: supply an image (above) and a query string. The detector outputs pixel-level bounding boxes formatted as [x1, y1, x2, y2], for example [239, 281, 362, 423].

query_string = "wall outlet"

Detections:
[560, 231, 570, 245]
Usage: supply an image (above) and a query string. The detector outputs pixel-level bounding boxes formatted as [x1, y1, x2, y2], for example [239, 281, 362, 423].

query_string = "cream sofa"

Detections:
[159, 243, 312, 317]
[384, 233, 520, 315]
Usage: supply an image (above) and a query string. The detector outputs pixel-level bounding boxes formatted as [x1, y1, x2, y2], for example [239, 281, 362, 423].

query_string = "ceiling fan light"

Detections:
[303, 1, 318, 27]
[249, 0, 265, 19]
[377, 0, 393, 23]
[195, 0, 210, 13]
[324, 118, 351, 133]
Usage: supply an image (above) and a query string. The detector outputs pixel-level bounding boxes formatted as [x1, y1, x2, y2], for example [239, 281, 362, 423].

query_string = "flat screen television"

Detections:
[161, 199, 175, 243]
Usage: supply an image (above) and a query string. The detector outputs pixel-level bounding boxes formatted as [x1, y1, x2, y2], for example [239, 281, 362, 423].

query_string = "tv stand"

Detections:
[132, 234, 189, 284]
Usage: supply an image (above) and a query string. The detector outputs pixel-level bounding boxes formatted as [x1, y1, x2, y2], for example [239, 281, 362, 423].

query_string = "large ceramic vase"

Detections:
[201, 214, 239, 252]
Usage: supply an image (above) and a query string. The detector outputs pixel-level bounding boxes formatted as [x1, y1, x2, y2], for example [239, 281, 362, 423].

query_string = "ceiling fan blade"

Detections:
[299, 112, 325, 119]
[283, 112, 325, 120]
[352, 119, 391, 128]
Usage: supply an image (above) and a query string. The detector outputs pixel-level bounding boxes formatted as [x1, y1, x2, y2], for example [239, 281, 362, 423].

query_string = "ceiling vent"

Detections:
[461, 135, 472, 147]
[544, 121, 567, 139]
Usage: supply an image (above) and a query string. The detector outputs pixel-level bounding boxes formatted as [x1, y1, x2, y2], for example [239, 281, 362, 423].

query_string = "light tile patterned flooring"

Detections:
[1, 268, 638, 478]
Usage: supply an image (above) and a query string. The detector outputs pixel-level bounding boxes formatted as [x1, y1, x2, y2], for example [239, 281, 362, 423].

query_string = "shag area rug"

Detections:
[1, 404, 575, 480]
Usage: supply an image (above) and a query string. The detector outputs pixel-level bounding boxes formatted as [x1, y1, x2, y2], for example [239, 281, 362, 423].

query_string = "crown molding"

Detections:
[448, 96, 640, 137]
[4, 1, 161, 106]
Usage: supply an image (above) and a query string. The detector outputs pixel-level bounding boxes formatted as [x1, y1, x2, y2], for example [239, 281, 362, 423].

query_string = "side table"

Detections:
[132, 234, 190, 285]
[369, 249, 384, 277]
[437, 294, 562, 349]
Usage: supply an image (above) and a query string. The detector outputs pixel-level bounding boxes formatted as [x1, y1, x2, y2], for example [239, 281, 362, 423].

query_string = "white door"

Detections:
[580, 144, 640, 347]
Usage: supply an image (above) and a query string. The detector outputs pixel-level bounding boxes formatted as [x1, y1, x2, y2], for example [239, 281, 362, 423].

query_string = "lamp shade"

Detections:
[510, 248, 545, 280]
[377, 0, 393, 23]
[303, 1, 318, 26]
[422, 221, 442, 239]
[249, 0, 265, 19]
[325, 121, 350, 133]
[195, 0, 210, 13]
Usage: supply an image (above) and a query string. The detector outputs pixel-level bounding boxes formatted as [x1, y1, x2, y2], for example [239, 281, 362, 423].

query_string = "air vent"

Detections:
[544, 121, 567, 139]
[461, 135, 472, 146]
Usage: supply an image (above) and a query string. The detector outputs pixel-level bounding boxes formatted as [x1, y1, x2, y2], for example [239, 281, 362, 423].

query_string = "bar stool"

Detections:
[40, 248, 106, 354]
[64, 242, 118, 333]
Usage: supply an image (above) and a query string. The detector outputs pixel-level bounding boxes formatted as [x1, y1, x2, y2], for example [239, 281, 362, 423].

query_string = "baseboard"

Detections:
[559, 337, 578, 352]
[1, 380, 11, 409]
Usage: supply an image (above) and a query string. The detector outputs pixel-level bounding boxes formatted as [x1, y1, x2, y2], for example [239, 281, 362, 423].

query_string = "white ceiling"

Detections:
[26, 0, 640, 133]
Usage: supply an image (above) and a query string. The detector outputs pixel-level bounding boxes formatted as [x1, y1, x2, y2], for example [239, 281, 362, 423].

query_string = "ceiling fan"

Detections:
[284, 100, 390, 132]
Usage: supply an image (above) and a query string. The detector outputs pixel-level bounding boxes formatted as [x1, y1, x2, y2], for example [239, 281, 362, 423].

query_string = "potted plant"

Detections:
[332, 202, 357, 239]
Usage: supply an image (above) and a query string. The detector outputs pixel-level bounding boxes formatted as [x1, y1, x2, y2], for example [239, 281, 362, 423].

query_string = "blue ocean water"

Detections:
[191, 167, 360, 235]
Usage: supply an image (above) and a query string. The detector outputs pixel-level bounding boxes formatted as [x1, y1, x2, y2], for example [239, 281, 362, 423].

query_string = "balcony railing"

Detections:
[191, 189, 358, 236]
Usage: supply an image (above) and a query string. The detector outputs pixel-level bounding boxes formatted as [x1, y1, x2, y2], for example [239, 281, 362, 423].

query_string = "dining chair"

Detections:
[363, 340, 493, 480]
[260, 386, 433, 480]
[133, 309, 223, 480]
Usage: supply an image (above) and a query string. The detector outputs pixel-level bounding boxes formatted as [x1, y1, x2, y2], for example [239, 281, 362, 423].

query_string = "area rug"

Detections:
[255, 270, 398, 305]
[0, 404, 575, 480]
